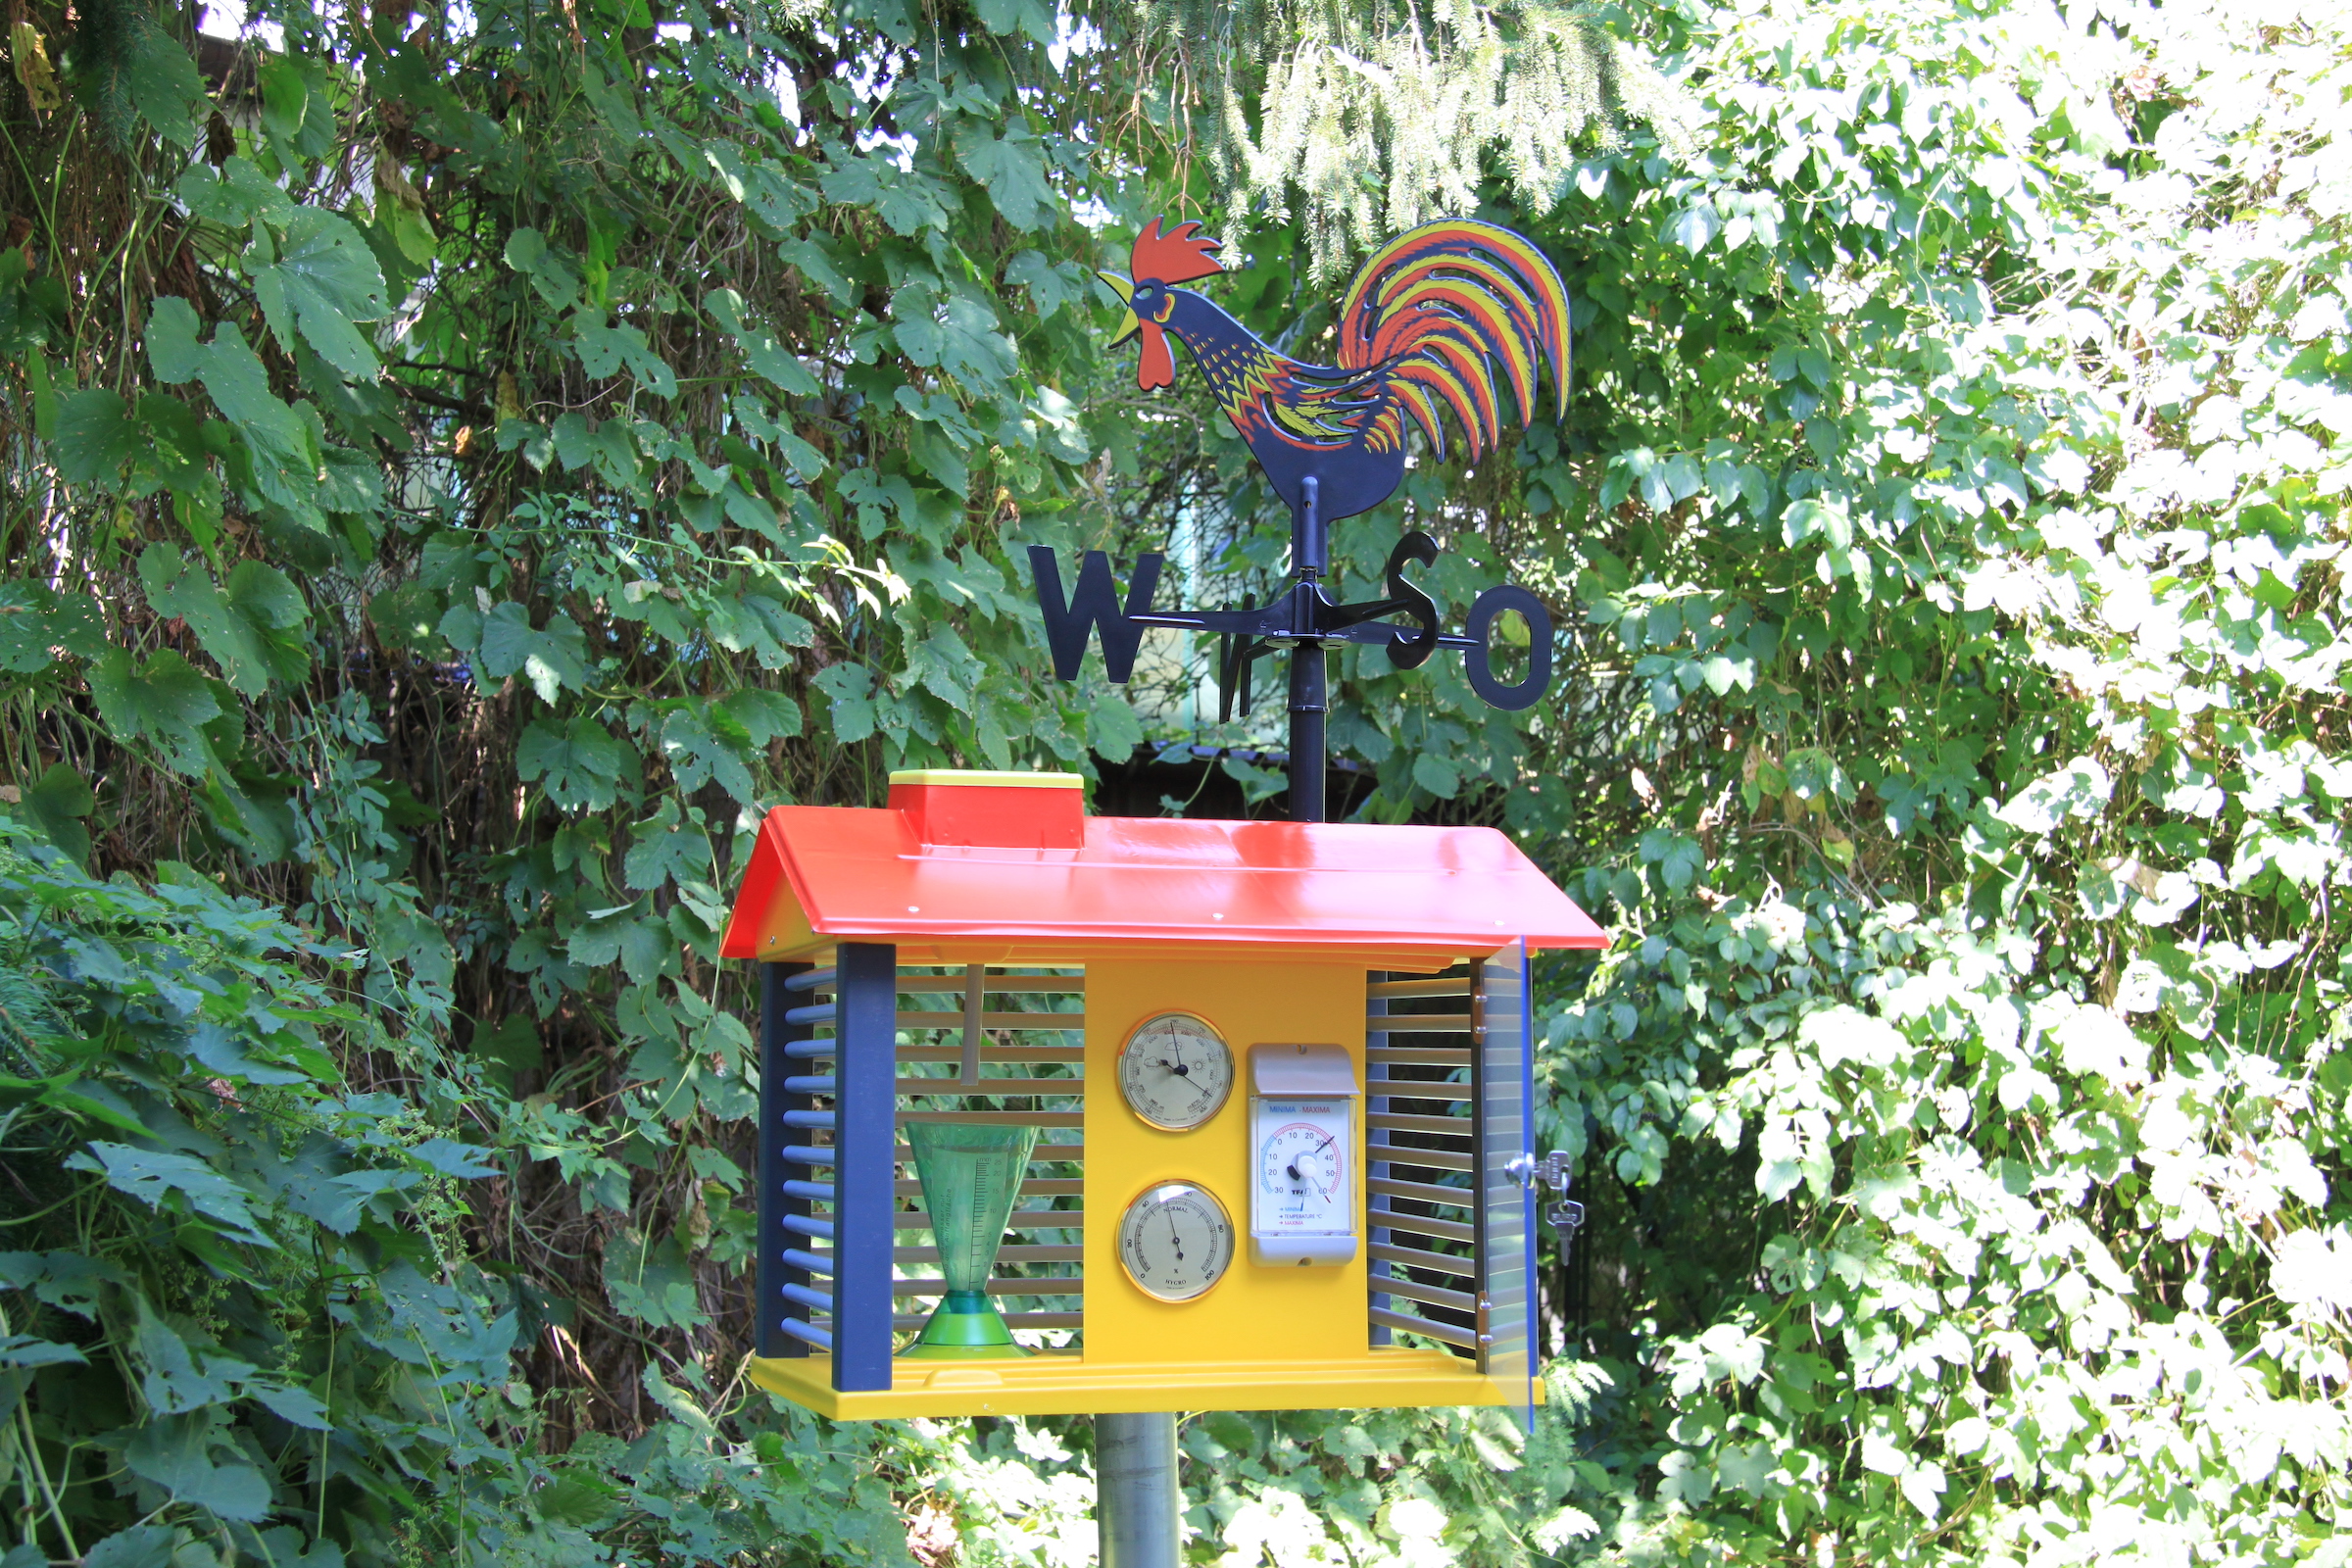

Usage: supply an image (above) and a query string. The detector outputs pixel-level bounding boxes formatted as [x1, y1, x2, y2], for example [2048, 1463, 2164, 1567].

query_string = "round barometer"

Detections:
[1116, 1010, 1235, 1131]
[1116, 1181, 1235, 1302]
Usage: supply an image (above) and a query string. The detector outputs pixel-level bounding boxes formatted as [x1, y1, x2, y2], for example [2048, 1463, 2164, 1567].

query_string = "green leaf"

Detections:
[250, 1382, 333, 1430]
[892, 282, 1016, 385]
[67, 1143, 273, 1247]
[618, 916, 677, 985]
[740, 329, 818, 395]
[778, 236, 855, 309]
[906, 420, 969, 494]
[256, 52, 336, 161]
[129, 1300, 236, 1413]
[1638, 828, 1706, 891]
[248, 209, 388, 377]
[468, 1014, 543, 1080]
[602, 1231, 707, 1329]
[504, 226, 582, 309]
[623, 803, 711, 891]
[122, 1412, 274, 1520]
[812, 663, 875, 744]
[534, 1471, 625, 1529]
[1781, 497, 1853, 548]
[259, 52, 310, 143]
[0, 1332, 86, 1369]
[138, 547, 311, 696]
[1672, 199, 1722, 253]
[409, 1138, 497, 1178]
[77, 1526, 178, 1568]
[974, 0, 1058, 42]
[517, 715, 633, 811]
[718, 687, 802, 745]
[1411, 752, 1460, 799]
[707, 583, 814, 667]
[1005, 250, 1080, 317]
[819, 151, 949, 235]
[366, 578, 447, 653]
[0, 581, 107, 672]
[550, 411, 596, 471]
[173, 158, 294, 231]
[53, 389, 140, 483]
[86, 649, 222, 767]
[708, 287, 819, 394]
[1087, 688, 1145, 760]
[20, 761, 94, 861]
[163, 319, 320, 519]
[0, 1250, 121, 1320]
[127, 25, 208, 148]
[572, 312, 676, 397]
[658, 705, 756, 805]
[476, 604, 590, 703]
[147, 296, 205, 382]
[956, 120, 1056, 230]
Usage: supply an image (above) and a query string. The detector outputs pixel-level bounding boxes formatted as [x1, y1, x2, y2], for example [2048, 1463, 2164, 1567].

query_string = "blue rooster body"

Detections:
[1102, 218, 1573, 528]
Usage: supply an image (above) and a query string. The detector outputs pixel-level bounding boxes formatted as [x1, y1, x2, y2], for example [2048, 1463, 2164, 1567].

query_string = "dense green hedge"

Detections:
[2, 0, 2346, 1562]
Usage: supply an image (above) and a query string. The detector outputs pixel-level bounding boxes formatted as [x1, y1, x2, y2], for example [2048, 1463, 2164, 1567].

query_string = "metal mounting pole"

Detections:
[1097, 1412, 1180, 1568]
[1288, 477, 1327, 824]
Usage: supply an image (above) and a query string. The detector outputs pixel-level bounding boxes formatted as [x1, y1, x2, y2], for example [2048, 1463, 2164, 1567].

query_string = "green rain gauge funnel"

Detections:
[902, 1119, 1041, 1358]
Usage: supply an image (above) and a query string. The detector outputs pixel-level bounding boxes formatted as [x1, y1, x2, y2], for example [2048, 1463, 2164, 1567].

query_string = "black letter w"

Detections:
[1027, 547, 1162, 682]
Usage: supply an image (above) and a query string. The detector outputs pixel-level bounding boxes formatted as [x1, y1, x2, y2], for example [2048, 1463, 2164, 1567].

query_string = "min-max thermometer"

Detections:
[1248, 1042, 1360, 1265]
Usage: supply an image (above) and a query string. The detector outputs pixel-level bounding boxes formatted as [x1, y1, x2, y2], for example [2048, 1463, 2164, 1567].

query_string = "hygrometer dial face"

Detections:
[1116, 1182, 1236, 1302]
[1117, 1011, 1234, 1130]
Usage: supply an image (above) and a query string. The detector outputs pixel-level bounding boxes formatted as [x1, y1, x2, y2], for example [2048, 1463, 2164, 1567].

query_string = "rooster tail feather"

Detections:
[1421, 336, 1502, 452]
[1386, 266, 1542, 424]
[1392, 381, 1449, 462]
[1337, 219, 1572, 454]
[1394, 354, 1497, 460]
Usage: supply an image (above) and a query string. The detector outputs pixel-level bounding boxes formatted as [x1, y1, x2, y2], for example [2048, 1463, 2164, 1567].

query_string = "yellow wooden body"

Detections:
[744, 954, 1539, 1419]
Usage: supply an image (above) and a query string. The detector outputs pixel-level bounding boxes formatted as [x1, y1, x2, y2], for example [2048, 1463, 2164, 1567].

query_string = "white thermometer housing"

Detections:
[1248, 1043, 1360, 1266]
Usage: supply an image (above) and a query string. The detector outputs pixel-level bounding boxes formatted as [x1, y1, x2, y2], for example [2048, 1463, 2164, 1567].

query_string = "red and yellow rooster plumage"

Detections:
[1098, 218, 1572, 525]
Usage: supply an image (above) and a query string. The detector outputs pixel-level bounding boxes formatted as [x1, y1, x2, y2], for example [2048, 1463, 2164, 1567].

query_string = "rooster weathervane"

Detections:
[1029, 217, 1572, 823]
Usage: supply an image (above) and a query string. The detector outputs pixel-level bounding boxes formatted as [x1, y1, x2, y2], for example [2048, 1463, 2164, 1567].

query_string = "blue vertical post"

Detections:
[1518, 938, 1541, 1385]
[832, 943, 898, 1392]
[758, 960, 815, 1358]
[1475, 940, 1535, 1432]
[1366, 975, 1393, 1345]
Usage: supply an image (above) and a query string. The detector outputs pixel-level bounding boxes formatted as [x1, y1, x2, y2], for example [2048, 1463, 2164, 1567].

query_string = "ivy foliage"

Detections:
[3, 0, 1163, 1559]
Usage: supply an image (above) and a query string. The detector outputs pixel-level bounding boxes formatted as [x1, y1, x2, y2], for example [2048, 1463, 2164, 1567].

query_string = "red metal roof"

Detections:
[720, 778, 1606, 961]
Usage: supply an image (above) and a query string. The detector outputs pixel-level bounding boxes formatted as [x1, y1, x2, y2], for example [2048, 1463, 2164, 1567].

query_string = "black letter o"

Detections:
[1465, 585, 1553, 711]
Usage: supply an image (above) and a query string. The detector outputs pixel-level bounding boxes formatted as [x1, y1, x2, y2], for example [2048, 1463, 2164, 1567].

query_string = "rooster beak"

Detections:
[1098, 271, 1141, 346]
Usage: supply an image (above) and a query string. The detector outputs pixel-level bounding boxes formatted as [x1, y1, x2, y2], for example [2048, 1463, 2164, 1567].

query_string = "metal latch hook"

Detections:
[1505, 1151, 1586, 1241]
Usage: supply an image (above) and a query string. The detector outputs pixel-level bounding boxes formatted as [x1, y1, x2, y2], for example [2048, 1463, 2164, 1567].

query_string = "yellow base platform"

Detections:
[745, 1348, 1542, 1419]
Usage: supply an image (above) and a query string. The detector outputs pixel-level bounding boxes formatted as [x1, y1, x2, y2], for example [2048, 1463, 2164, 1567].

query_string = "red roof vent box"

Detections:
[887, 769, 1085, 850]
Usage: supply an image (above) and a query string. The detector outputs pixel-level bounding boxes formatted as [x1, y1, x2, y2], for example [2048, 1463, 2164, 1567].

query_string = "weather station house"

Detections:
[721, 768, 1605, 1421]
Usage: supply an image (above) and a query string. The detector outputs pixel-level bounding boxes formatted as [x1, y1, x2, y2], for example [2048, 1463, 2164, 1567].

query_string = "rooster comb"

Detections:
[1131, 218, 1225, 285]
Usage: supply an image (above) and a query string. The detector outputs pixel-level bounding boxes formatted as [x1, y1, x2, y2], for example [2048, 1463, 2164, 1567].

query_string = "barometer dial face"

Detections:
[1117, 1011, 1234, 1130]
[1116, 1182, 1236, 1302]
